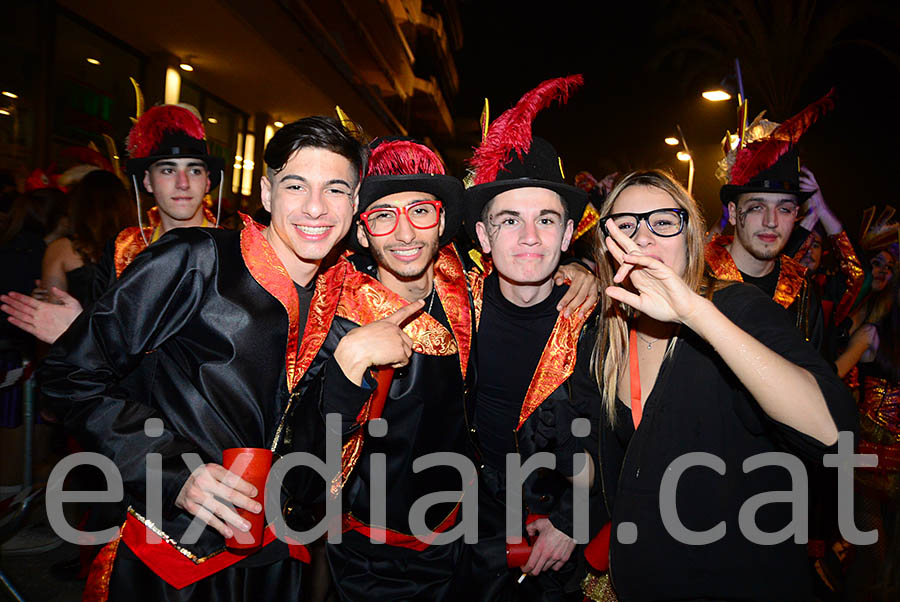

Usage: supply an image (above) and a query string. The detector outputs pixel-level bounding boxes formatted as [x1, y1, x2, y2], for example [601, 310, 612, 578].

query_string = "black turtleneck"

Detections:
[475, 272, 567, 469]
[739, 262, 780, 298]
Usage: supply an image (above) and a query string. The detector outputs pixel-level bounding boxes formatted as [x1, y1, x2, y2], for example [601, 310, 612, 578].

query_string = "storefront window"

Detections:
[180, 80, 248, 214]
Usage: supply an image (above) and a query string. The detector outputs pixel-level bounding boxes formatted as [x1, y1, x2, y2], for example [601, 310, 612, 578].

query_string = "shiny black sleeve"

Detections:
[319, 354, 376, 437]
[39, 231, 217, 514]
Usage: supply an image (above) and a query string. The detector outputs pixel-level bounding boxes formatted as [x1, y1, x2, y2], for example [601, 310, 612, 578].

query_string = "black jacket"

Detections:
[464, 267, 607, 542]
[314, 249, 474, 538]
[599, 283, 858, 601]
[40, 224, 346, 563]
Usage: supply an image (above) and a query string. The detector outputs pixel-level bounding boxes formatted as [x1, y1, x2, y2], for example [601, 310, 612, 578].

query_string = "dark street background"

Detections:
[453, 0, 900, 229]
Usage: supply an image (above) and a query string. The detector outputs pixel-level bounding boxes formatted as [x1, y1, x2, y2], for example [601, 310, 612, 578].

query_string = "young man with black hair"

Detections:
[1, 104, 221, 344]
[39, 116, 365, 602]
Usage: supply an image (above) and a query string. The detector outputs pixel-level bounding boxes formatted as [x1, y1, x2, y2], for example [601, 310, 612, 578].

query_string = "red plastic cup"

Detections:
[222, 447, 272, 550]
[506, 541, 533, 568]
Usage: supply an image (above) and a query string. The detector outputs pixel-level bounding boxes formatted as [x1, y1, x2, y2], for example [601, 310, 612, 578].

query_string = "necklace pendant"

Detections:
[647, 342, 652, 350]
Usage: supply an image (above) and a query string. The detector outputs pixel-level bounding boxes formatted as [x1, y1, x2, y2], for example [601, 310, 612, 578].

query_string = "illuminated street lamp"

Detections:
[676, 151, 691, 162]
[702, 89, 731, 102]
[664, 137, 679, 146]
[702, 58, 745, 104]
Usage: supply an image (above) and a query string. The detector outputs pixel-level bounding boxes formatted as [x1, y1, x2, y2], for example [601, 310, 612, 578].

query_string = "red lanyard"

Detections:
[628, 327, 642, 428]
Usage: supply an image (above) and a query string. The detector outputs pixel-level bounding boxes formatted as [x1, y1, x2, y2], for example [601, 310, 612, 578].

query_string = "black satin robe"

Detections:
[40, 226, 332, 601]
[310, 253, 474, 602]
[461, 285, 604, 602]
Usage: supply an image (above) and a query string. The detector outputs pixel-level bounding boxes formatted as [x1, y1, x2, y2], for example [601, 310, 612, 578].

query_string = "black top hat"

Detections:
[718, 89, 835, 206]
[463, 75, 586, 244]
[719, 148, 812, 206]
[125, 105, 224, 192]
[350, 137, 463, 251]
[464, 137, 587, 242]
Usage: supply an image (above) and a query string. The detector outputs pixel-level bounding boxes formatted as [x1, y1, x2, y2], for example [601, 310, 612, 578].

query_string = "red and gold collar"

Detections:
[239, 213, 348, 393]
[113, 206, 218, 277]
[468, 266, 597, 429]
[336, 245, 473, 377]
[705, 234, 807, 309]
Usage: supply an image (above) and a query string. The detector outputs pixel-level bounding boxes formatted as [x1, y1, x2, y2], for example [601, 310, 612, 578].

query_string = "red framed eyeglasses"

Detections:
[359, 200, 443, 236]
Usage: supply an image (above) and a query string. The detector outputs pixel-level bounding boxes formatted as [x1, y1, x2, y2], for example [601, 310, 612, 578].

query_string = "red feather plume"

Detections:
[367, 140, 445, 176]
[730, 88, 835, 186]
[126, 105, 206, 159]
[470, 75, 583, 185]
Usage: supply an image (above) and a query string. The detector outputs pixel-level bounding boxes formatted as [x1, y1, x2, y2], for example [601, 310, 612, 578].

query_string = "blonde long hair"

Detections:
[591, 169, 722, 424]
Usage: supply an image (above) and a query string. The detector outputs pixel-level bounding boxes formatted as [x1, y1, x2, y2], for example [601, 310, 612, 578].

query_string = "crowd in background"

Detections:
[0, 111, 898, 602]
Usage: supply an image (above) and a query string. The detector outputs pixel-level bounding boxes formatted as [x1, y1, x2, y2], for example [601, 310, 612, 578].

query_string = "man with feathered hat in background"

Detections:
[1, 104, 221, 345]
[462, 75, 604, 601]
[38, 116, 366, 601]
[706, 90, 836, 350]
[707, 91, 854, 596]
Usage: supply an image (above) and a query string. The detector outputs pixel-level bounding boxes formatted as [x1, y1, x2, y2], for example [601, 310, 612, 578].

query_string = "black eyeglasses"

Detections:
[600, 208, 688, 239]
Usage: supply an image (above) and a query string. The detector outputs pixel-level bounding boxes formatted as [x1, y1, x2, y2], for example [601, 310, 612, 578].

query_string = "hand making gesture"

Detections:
[602, 218, 702, 326]
[333, 299, 425, 385]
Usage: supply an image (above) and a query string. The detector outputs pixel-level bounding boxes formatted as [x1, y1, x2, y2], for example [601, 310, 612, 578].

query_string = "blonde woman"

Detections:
[591, 170, 856, 601]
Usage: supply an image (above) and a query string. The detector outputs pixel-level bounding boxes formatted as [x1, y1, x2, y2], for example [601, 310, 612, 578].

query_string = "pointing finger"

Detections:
[384, 299, 425, 326]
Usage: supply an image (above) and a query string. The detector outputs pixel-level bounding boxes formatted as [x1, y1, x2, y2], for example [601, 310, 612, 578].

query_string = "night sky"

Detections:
[452, 0, 900, 230]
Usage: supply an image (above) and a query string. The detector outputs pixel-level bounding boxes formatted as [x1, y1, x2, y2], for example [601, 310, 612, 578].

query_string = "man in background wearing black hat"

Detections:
[1, 104, 220, 345]
[706, 92, 836, 350]
[462, 76, 603, 601]
[706, 158, 825, 348]
[39, 116, 365, 602]
[305, 137, 473, 601]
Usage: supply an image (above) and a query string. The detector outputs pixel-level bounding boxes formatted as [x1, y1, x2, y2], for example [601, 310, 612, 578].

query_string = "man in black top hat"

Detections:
[706, 91, 835, 349]
[1, 104, 221, 344]
[463, 76, 603, 601]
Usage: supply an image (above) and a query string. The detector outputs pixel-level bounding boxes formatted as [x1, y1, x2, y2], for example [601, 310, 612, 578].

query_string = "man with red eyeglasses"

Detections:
[296, 137, 471, 600]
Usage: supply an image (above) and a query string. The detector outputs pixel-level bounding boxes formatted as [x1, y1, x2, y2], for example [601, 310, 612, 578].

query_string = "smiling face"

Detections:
[260, 147, 358, 284]
[475, 186, 574, 288]
[609, 184, 688, 277]
[143, 158, 210, 228]
[728, 192, 799, 261]
[357, 190, 444, 287]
